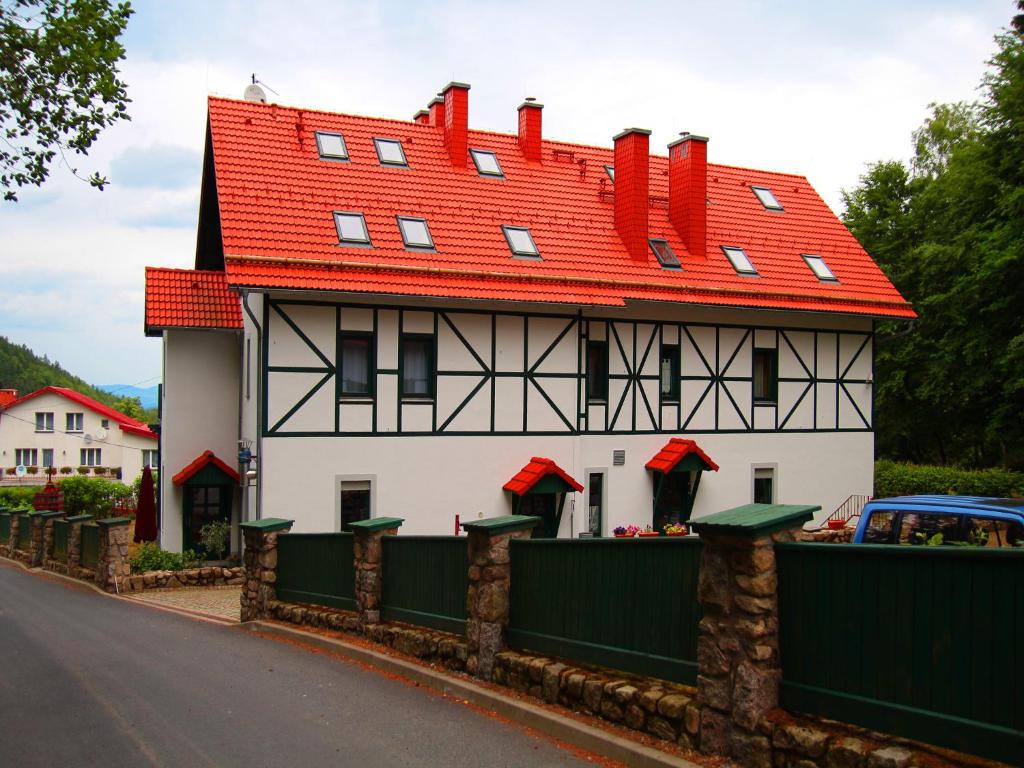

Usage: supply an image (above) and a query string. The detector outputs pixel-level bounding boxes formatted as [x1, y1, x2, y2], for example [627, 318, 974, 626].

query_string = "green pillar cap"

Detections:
[348, 517, 404, 533]
[462, 515, 542, 535]
[37, 510, 65, 519]
[97, 517, 132, 527]
[689, 503, 820, 539]
[240, 518, 294, 533]
[64, 514, 94, 524]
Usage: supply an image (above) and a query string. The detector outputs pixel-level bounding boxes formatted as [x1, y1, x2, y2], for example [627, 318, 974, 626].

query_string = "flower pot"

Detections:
[666, 531, 687, 537]
[613, 533, 632, 538]
[827, 519, 846, 530]
[638, 532, 661, 538]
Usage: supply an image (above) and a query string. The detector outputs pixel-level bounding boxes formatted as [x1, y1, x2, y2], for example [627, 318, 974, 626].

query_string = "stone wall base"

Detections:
[70, 566, 95, 581]
[42, 558, 70, 575]
[121, 566, 244, 592]
[0, 545, 9, 558]
[12, 548, 32, 566]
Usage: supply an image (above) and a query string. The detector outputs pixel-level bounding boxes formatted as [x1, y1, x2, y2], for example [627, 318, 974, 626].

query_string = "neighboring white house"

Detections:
[144, 83, 915, 552]
[0, 386, 157, 485]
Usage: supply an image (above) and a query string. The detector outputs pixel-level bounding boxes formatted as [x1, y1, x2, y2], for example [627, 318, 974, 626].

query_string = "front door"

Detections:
[183, 484, 232, 556]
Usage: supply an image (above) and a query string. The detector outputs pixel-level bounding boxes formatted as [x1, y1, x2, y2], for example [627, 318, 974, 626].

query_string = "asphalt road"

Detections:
[0, 562, 598, 767]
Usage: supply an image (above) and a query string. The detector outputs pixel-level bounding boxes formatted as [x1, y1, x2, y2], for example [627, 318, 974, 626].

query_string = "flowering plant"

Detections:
[625, 524, 641, 536]
[664, 522, 688, 535]
[613, 526, 627, 536]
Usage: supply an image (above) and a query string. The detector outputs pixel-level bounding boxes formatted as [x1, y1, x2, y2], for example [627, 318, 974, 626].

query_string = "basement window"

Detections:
[397, 216, 435, 249]
[802, 254, 838, 282]
[315, 131, 349, 161]
[604, 165, 615, 181]
[722, 246, 758, 276]
[334, 211, 371, 246]
[752, 186, 783, 211]
[502, 225, 540, 258]
[374, 138, 408, 167]
[470, 149, 503, 177]
[649, 239, 681, 269]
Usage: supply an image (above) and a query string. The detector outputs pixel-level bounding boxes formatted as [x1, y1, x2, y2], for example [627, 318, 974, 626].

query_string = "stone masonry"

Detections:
[95, 517, 132, 592]
[350, 517, 404, 626]
[240, 518, 293, 622]
[34, 510, 65, 567]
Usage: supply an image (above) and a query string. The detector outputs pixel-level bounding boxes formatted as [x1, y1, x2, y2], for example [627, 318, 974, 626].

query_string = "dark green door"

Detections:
[653, 471, 700, 532]
[519, 494, 558, 538]
[183, 484, 231, 556]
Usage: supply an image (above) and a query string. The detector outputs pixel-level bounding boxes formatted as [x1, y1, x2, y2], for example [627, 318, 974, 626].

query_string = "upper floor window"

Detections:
[660, 344, 680, 402]
[604, 165, 615, 181]
[315, 131, 349, 161]
[397, 216, 435, 250]
[142, 449, 158, 468]
[15, 448, 37, 467]
[339, 332, 374, 397]
[802, 254, 838, 282]
[722, 246, 758, 276]
[35, 412, 53, 432]
[80, 448, 101, 467]
[586, 340, 609, 403]
[502, 225, 540, 258]
[753, 348, 778, 404]
[401, 335, 434, 399]
[374, 138, 408, 167]
[101, 419, 110, 429]
[334, 211, 371, 246]
[66, 412, 84, 432]
[751, 186, 783, 210]
[649, 239, 681, 270]
[470, 149, 503, 177]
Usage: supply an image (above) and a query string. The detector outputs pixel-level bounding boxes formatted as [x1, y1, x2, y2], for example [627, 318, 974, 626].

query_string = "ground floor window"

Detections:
[42, 449, 53, 468]
[15, 448, 37, 466]
[586, 472, 604, 536]
[142, 450, 158, 468]
[340, 480, 371, 530]
[184, 484, 232, 556]
[753, 466, 775, 504]
[81, 448, 102, 466]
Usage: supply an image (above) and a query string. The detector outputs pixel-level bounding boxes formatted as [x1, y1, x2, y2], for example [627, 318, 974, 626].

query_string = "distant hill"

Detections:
[0, 336, 158, 422]
[97, 384, 159, 409]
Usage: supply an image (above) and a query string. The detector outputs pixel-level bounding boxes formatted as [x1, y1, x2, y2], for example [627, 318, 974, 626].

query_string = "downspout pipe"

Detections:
[241, 289, 263, 522]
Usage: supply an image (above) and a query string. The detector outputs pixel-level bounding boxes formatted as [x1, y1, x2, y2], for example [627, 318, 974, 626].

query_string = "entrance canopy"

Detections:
[503, 457, 583, 496]
[172, 450, 240, 487]
[645, 438, 719, 475]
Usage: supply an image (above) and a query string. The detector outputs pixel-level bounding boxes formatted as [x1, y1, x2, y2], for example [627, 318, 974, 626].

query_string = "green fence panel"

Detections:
[17, 515, 32, 550]
[52, 519, 69, 563]
[381, 536, 468, 634]
[509, 537, 702, 684]
[276, 533, 355, 610]
[0, 513, 9, 542]
[80, 524, 100, 569]
[777, 543, 1024, 765]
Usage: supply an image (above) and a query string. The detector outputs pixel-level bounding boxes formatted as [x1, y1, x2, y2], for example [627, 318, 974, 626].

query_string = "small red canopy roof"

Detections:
[503, 457, 583, 496]
[645, 439, 720, 474]
[172, 450, 240, 486]
[145, 267, 243, 337]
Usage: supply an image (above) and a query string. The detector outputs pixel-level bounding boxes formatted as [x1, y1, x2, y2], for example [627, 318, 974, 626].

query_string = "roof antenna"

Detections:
[243, 73, 278, 103]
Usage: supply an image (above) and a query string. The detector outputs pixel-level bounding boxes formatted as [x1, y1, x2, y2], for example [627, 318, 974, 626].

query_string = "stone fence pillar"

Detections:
[95, 517, 132, 592]
[689, 504, 819, 766]
[33, 511, 65, 567]
[9, 509, 28, 554]
[461, 515, 540, 681]
[349, 517, 404, 627]
[64, 515, 93, 574]
[240, 518, 294, 622]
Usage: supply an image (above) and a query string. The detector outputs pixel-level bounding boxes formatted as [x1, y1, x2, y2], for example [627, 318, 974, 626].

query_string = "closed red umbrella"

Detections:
[134, 465, 158, 542]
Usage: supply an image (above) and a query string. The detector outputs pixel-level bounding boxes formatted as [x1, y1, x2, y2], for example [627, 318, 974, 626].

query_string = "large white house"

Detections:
[145, 83, 914, 553]
[0, 387, 157, 484]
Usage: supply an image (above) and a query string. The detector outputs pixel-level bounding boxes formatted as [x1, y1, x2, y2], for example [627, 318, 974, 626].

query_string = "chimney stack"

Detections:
[668, 133, 709, 259]
[412, 109, 430, 125]
[613, 128, 652, 261]
[442, 81, 470, 167]
[428, 96, 446, 127]
[517, 98, 543, 162]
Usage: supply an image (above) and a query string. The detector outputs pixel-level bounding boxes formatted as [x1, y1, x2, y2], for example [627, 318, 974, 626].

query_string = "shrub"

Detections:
[58, 476, 130, 519]
[130, 542, 202, 574]
[199, 520, 230, 560]
[59, 466, 73, 475]
[0, 487, 40, 508]
[874, 460, 1024, 499]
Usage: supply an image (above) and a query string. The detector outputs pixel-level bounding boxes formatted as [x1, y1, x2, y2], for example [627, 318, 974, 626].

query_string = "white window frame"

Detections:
[334, 474, 377, 532]
[15, 448, 38, 467]
[41, 449, 54, 468]
[35, 412, 54, 432]
[142, 450, 158, 468]
[722, 245, 758, 276]
[315, 131, 349, 161]
[66, 412, 84, 432]
[81, 448, 102, 467]
[751, 464, 779, 504]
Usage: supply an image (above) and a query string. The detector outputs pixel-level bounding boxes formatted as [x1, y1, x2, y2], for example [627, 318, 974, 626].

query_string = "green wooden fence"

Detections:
[508, 537, 702, 684]
[381, 536, 468, 634]
[777, 542, 1024, 765]
[80, 524, 100, 569]
[276, 533, 355, 610]
[17, 514, 32, 550]
[0, 512, 9, 542]
[52, 519, 69, 562]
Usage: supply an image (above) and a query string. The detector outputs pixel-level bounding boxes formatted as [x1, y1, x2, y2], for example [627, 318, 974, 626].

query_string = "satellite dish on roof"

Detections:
[95, 428, 108, 442]
[243, 83, 267, 103]
[83, 433, 93, 445]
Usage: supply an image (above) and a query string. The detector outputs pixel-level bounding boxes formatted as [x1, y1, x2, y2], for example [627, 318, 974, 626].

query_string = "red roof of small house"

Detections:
[503, 457, 584, 496]
[645, 438, 720, 474]
[2, 386, 156, 440]
[197, 95, 914, 319]
[145, 267, 243, 336]
[172, 450, 240, 486]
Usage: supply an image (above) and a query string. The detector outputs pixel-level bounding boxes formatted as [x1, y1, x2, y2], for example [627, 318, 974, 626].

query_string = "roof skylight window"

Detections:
[334, 211, 371, 245]
[649, 239, 681, 269]
[802, 254, 838, 282]
[470, 149, 503, 177]
[722, 246, 758, 275]
[752, 186, 783, 210]
[605, 165, 615, 181]
[502, 226, 540, 258]
[374, 138, 408, 167]
[397, 216, 435, 249]
[316, 131, 349, 161]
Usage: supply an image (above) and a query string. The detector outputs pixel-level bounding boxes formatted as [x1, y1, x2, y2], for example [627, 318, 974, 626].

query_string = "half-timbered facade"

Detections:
[145, 82, 913, 549]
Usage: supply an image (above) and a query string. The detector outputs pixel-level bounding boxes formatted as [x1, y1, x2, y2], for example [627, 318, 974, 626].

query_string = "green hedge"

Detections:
[875, 460, 1024, 499]
[0, 487, 40, 508]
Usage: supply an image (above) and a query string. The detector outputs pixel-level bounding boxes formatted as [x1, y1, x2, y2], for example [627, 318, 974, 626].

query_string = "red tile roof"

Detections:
[172, 450, 240, 486]
[645, 438, 720, 474]
[145, 268, 243, 336]
[3, 387, 156, 440]
[204, 95, 913, 319]
[503, 457, 584, 496]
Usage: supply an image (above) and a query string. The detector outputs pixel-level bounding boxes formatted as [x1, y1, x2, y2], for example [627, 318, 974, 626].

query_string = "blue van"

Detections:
[852, 496, 1024, 547]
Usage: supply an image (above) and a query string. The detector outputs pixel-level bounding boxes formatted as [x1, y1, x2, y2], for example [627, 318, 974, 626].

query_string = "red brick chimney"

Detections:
[517, 98, 543, 162]
[668, 133, 709, 259]
[442, 82, 470, 168]
[613, 128, 651, 261]
[427, 96, 445, 128]
[412, 109, 430, 125]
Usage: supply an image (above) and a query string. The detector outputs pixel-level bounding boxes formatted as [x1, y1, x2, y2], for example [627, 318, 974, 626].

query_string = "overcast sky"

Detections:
[0, 0, 1013, 388]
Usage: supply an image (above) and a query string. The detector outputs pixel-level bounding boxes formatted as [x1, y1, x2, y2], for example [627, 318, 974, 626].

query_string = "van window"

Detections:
[863, 510, 896, 543]
[898, 513, 961, 545]
[964, 517, 1024, 548]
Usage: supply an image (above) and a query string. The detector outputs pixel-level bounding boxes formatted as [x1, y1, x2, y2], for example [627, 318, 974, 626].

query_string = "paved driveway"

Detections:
[126, 585, 241, 621]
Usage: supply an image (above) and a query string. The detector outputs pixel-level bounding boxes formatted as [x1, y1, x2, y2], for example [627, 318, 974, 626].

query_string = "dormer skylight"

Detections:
[802, 254, 838, 282]
[397, 216, 434, 249]
[722, 246, 758, 275]
[649, 239, 681, 269]
[470, 149, 503, 177]
[605, 165, 615, 181]
[502, 225, 540, 258]
[334, 211, 371, 245]
[316, 131, 349, 161]
[374, 138, 408, 167]
[752, 186, 783, 210]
